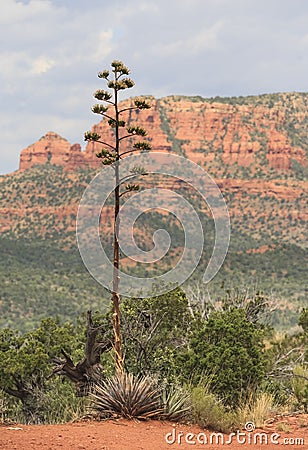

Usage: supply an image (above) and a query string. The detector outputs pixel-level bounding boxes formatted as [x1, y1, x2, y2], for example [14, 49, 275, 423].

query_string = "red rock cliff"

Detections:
[18, 93, 307, 175]
[19, 132, 85, 171]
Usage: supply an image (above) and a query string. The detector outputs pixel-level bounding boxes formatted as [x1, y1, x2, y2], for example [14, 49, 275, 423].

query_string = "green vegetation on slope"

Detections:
[0, 237, 110, 331]
[0, 93, 306, 331]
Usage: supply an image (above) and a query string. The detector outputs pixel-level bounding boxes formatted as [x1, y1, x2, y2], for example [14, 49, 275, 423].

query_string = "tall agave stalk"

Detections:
[85, 61, 151, 373]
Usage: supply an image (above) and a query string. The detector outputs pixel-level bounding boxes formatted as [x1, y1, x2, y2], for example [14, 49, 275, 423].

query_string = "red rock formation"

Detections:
[19, 132, 86, 171]
[65, 143, 87, 171]
[18, 95, 307, 174]
[1, 93, 305, 252]
[158, 98, 306, 170]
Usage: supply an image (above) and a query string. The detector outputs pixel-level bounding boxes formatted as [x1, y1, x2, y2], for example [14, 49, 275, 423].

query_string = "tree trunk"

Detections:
[51, 311, 112, 395]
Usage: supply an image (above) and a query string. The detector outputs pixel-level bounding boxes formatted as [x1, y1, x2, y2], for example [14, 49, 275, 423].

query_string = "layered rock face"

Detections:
[163, 99, 306, 170]
[19, 132, 85, 171]
[18, 93, 307, 174]
[4, 93, 307, 248]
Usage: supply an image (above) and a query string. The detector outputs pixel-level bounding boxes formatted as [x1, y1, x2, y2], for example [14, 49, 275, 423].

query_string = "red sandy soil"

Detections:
[0, 414, 307, 450]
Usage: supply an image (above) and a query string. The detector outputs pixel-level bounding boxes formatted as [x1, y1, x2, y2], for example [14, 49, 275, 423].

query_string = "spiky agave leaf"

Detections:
[160, 385, 191, 421]
[91, 372, 163, 419]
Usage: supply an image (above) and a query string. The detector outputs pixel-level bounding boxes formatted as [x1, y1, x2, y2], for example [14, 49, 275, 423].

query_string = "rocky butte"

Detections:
[19, 131, 85, 172]
[7, 92, 307, 243]
[18, 93, 307, 174]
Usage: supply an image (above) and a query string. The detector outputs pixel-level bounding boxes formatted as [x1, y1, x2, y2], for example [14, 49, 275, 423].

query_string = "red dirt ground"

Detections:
[0, 414, 307, 450]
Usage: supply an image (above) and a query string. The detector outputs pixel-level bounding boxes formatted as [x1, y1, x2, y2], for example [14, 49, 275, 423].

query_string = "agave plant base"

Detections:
[91, 372, 163, 420]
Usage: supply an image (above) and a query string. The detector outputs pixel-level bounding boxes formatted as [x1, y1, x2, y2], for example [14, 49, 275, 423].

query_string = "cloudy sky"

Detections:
[1, 0, 307, 174]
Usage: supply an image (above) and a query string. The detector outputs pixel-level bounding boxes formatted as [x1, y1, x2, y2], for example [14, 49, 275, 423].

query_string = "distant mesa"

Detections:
[18, 94, 307, 173]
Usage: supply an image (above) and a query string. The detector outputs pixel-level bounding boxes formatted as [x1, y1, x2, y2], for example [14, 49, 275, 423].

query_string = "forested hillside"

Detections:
[0, 92, 307, 331]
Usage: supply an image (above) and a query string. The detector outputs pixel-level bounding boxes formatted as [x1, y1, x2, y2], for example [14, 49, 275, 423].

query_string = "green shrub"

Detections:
[0, 318, 85, 423]
[292, 365, 308, 412]
[190, 386, 237, 433]
[121, 288, 194, 380]
[179, 307, 267, 407]
[0, 379, 87, 424]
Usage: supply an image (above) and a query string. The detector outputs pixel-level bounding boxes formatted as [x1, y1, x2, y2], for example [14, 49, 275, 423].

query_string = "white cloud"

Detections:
[1, 0, 52, 25]
[157, 20, 225, 56]
[92, 30, 114, 62]
[30, 56, 55, 74]
[0, 0, 307, 174]
[299, 33, 308, 47]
